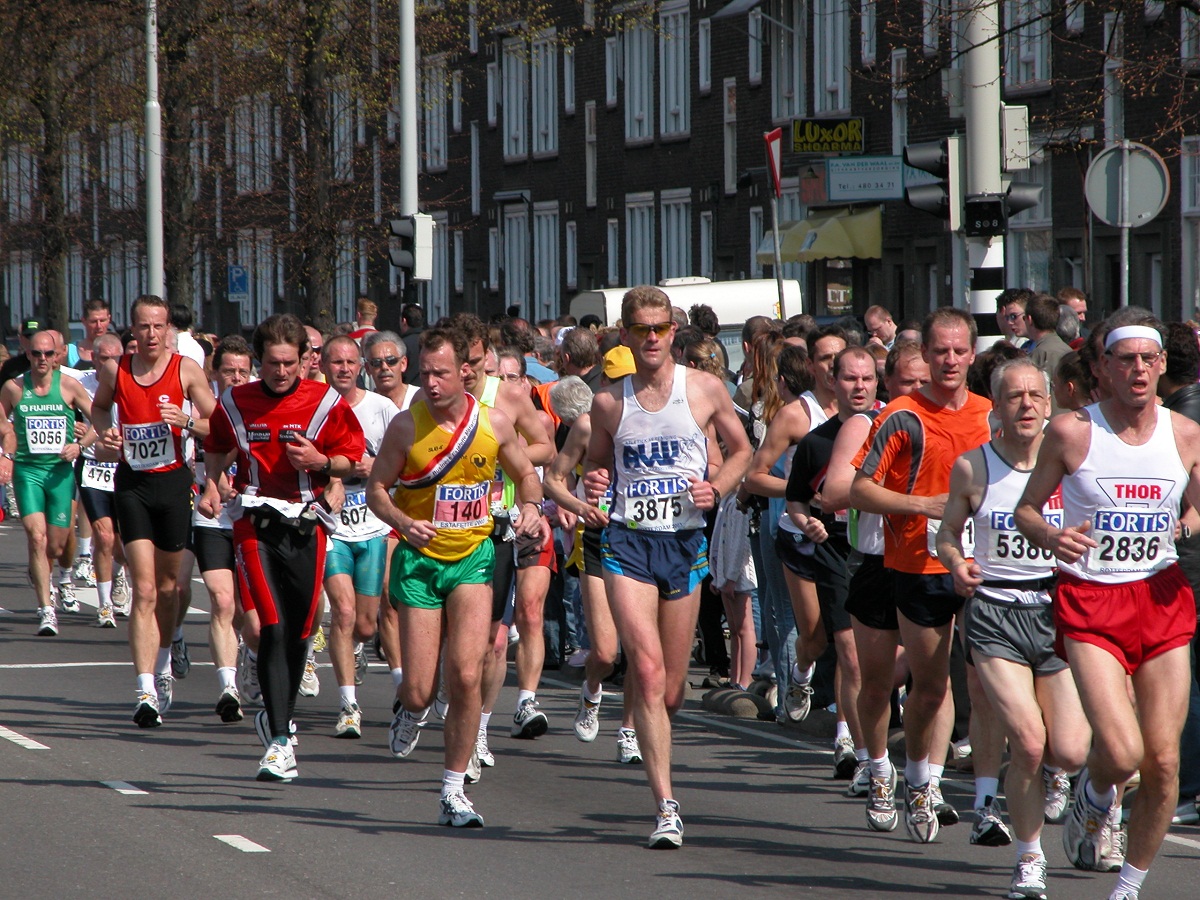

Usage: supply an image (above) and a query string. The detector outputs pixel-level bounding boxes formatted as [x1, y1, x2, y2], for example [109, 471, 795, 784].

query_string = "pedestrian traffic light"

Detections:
[389, 213, 433, 281]
[904, 136, 963, 232]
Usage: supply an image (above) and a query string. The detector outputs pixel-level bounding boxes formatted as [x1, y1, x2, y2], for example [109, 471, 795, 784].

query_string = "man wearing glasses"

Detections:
[1016, 317, 1200, 900]
[583, 285, 751, 848]
[996, 288, 1033, 346]
[0, 330, 94, 636]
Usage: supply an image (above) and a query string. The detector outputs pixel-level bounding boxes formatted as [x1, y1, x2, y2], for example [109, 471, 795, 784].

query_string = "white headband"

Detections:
[1104, 325, 1162, 350]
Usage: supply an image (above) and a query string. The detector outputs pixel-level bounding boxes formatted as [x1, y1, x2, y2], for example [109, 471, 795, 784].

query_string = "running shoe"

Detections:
[833, 736, 857, 780]
[112, 568, 131, 616]
[353, 642, 367, 685]
[475, 729, 495, 767]
[465, 747, 482, 785]
[782, 678, 813, 722]
[866, 766, 899, 832]
[433, 681, 449, 720]
[298, 653, 320, 697]
[97, 604, 117, 629]
[389, 707, 425, 758]
[439, 790, 484, 828]
[971, 798, 1013, 846]
[73, 554, 96, 587]
[334, 701, 362, 739]
[1107, 892, 1138, 900]
[904, 781, 940, 843]
[1007, 853, 1048, 900]
[931, 782, 960, 826]
[133, 691, 162, 728]
[253, 710, 298, 748]
[573, 686, 601, 742]
[57, 581, 79, 613]
[237, 643, 262, 703]
[373, 631, 384, 661]
[155, 673, 174, 714]
[617, 727, 643, 764]
[1101, 810, 1126, 873]
[846, 760, 870, 798]
[1044, 769, 1072, 824]
[171, 636, 190, 679]
[1172, 797, 1200, 825]
[311, 625, 327, 653]
[511, 697, 548, 739]
[256, 741, 298, 782]
[215, 686, 244, 723]
[1062, 770, 1111, 871]
[649, 799, 684, 849]
[36, 606, 59, 636]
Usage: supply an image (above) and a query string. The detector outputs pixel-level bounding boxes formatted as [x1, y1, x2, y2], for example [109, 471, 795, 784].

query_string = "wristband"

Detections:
[711, 487, 722, 508]
[320, 455, 333, 475]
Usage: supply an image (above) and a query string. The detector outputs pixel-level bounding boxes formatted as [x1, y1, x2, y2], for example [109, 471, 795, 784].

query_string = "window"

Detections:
[488, 226, 499, 290]
[891, 50, 908, 156]
[333, 226, 355, 324]
[1182, 137, 1200, 313]
[748, 10, 763, 85]
[64, 132, 85, 216]
[660, 2, 690, 137]
[606, 218, 620, 286]
[103, 123, 139, 211]
[486, 62, 498, 127]
[565, 220, 578, 289]
[233, 94, 273, 193]
[1006, 151, 1052, 292]
[454, 230, 464, 293]
[1103, 12, 1123, 144]
[749, 207, 764, 278]
[699, 211, 714, 279]
[468, 1, 479, 54]
[861, 1, 877, 67]
[1183, 9, 1200, 69]
[503, 204, 529, 309]
[1004, 0, 1051, 89]
[4, 143, 36, 220]
[452, 70, 463, 132]
[502, 38, 528, 159]
[1144, 1, 1164, 23]
[605, 37, 619, 108]
[1064, 0, 1084, 36]
[329, 80, 354, 182]
[5, 250, 38, 327]
[531, 33, 558, 155]
[625, 193, 655, 285]
[423, 61, 448, 171]
[104, 241, 143, 323]
[67, 246, 87, 320]
[428, 212, 449, 321]
[189, 110, 209, 202]
[1184, 137, 1200, 215]
[533, 202, 560, 319]
[723, 78, 737, 195]
[660, 189, 692, 280]
[771, 0, 805, 121]
[585, 101, 597, 208]
[923, 0, 944, 57]
[814, 0, 850, 114]
[470, 122, 481, 216]
[698, 18, 712, 93]
[564, 46, 576, 114]
[624, 15, 654, 143]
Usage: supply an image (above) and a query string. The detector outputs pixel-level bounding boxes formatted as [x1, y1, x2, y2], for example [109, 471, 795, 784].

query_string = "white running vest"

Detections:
[778, 391, 833, 536]
[334, 390, 400, 542]
[610, 365, 708, 532]
[973, 442, 1062, 604]
[850, 410, 885, 556]
[1060, 403, 1186, 584]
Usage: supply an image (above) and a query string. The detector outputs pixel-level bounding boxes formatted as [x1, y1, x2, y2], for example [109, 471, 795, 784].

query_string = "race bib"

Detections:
[986, 509, 1061, 569]
[123, 422, 173, 471]
[1085, 508, 1172, 576]
[80, 459, 117, 492]
[339, 489, 368, 527]
[433, 482, 489, 529]
[489, 472, 507, 516]
[27, 415, 67, 455]
[928, 517, 975, 558]
[624, 476, 689, 531]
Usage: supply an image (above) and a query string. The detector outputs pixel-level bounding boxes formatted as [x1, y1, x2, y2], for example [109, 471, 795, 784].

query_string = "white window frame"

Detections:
[67, 246, 87, 321]
[468, 1, 479, 54]
[423, 60, 449, 172]
[861, 1, 877, 67]
[748, 9, 764, 86]
[699, 211, 714, 280]
[64, 132, 85, 216]
[771, 0, 806, 122]
[1182, 136, 1200, 314]
[486, 61, 499, 127]
[329, 79, 354, 182]
[1183, 9, 1200, 70]
[624, 15, 654, 144]
[452, 70, 463, 132]
[428, 211, 450, 322]
[454, 230, 465, 293]
[923, 0, 944, 57]
[503, 204, 530, 310]
[6, 249, 39, 327]
[585, 101, 598, 209]
[723, 78, 738, 195]
[502, 38, 529, 160]
[1183, 136, 1200, 216]
[564, 46, 576, 114]
[891, 50, 908, 156]
[333, 225, 355, 324]
[1103, 12, 1123, 144]
[565, 220, 578, 289]
[488, 226, 500, 291]
[660, 188, 692, 280]
[531, 32, 559, 156]
[533, 201, 560, 320]
[1004, 0, 1051, 90]
[698, 18, 712, 94]
[1144, 1, 1164, 24]
[749, 207, 765, 279]
[605, 36, 620, 109]
[606, 218, 621, 286]
[814, 0, 850, 114]
[659, 2, 690, 138]
[3, 143, 36, 220]
[1064, 0, 1084, 37]
[625, 192, 656, 285]
[470, 122, 481, 216]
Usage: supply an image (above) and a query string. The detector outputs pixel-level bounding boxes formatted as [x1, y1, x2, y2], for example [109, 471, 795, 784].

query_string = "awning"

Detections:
[712, 0, 764, 20]
[755, 206, 882, 264]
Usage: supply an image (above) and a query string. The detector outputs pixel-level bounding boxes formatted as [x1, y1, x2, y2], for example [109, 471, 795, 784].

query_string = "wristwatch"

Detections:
[319, 455, 333, 474]
[185, 416, 195, 431]
[711, 487, 722, 508]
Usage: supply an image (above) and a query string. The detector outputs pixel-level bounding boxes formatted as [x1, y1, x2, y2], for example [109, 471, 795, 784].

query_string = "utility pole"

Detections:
[145, 0, 164, 298]
[398, 0, 417, 218]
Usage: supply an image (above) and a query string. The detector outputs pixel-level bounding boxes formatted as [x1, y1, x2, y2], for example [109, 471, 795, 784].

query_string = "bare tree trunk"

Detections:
[34, 72, 69, 332]
[159, 3, 198, 317]
[298, 0, 335, 332]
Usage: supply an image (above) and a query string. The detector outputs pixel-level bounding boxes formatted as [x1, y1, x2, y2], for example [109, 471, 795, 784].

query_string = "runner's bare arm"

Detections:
[90, 359, 118, 438]
[365, 412, 431, 545]
[743, 401, 807, 499]
[582, 385, 620, 503]
[544, 414, 605, 522]
[1173, 414, 1200, 519]
[820, 414, 871, 512]
[937, 451, 985, 596]
[0, 382, 16, 484]
[700, 371, 753, 503]
[850, 471, 946, 518]
[198, 447, 239, 519]
[493, 407, 544, 538]
[1015, 415, 1095, 560]
[500, 380, 555, 467]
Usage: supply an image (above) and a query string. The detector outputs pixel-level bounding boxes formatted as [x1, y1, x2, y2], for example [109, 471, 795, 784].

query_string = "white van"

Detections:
[568, 277, 803, 372]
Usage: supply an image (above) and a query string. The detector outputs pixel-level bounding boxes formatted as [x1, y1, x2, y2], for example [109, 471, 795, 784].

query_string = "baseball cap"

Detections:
[602, 346, 636, 380]
[21, 318, 42, 337]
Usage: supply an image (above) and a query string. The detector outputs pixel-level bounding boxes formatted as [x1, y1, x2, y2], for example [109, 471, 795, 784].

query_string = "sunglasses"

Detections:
[29, 349, 55, 358]
[367, 356, 401, 368]
[309, 345, 323, 354]
[627, 321, 673, 339]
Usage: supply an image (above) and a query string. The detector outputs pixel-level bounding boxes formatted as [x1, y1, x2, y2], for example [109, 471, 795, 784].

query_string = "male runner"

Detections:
[367, 327, 542, 827]
[850, 308, 992, 842]
[66, 298, 113, 369]
[584, 285, 752, 849]
[92, 295, 217, 727]
[1015, 318, 1200, 900]
[0, 331, 93, 635]
[939, 357, 1090, 900]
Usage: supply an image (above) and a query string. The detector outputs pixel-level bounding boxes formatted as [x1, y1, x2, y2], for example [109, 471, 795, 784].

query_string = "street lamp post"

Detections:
[145, 0, 164, 298]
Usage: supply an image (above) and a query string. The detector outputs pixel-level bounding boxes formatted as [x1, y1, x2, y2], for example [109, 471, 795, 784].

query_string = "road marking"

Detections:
[214, 834, 270, 853]
[102, 780, 148, 795]
[1165, 833, 1200, 852]
[0, 661, 214, 670]
[0, 725, 50, 750]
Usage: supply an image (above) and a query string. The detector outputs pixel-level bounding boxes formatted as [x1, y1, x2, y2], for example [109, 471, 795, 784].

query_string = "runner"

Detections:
[1015, 317, 1200, 899]
[200, 314, 364, 781]
[66, 299, 113, 370]
[850, 308, 992, 842]
[0, 330, 94, 635]
[584, 285, 752, 849]
[367, 327, 543, 827]
[91, 294, 217, 728]
[938, 357, 1090, 900]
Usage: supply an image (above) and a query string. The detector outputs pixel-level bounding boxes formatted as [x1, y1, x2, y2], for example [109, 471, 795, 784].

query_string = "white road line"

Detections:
[0, 661, 215, 669]
[214, 834, 270, 853]
[1165, 833, 1200, 852]
[102, 780, 148, 796]
[0, 725, 50, 750]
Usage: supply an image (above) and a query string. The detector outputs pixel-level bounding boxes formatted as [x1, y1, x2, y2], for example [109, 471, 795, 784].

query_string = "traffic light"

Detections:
[389, 213, 433, 281]
[904, 135, 963, 232]
[962, 183, 1043, 237]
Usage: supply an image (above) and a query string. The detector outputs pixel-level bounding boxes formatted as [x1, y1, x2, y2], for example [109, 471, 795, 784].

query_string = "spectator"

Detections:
[1052, 351, 1091, 412]
[501, 316, 558, 384]
[1024, 293, 1072, 412]
[689, 303, 729, 371]
[348, 298, 378, 341]
[895, 319, 922, 344]
[558, 325, 603, 393]
[1057, 285, 1088, 329]
[995, 287, 1033, 345]
[1056, 304, 1081, 347]
[399, 303, 425, 384]
[579, 313, 602, 331]
[863, 305, 898, 349]
[783, 314, 816, 340]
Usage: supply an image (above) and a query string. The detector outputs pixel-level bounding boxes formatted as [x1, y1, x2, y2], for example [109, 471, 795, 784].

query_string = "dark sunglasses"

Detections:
[29, 349, 55, 358]
[367, 356, 402, 368]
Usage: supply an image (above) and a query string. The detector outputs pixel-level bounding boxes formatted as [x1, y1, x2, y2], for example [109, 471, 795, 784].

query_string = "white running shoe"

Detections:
[1008, 853, 1048, 900]
[475, 729, 495, 767]
[133, 691, 161, 728]
[846, 760, 870, 798]
[782, 679, 813, 722]
[465, 747, 482, 784]
[112, 568, 130, 616]
[1062, 770, 1111, 871]
[334, 702, 362, 739]
[215, 686, 244, 723]
[298, 653, 320, 697]
[37, 606, 59, 636]
[833, 736, 857, 779]
[353, 642, 368, 685]
[171, 637, 190, 679]
[511, 697, 548, 739]
[237, 642, 262, 704]
[389, 707, 426, 758]
[97, 605, 117, 629]
[155, 673, 175, 714]
[617, 727, 642, 764]
[57, 581, 79, 613]
[439, 790, 484, 827]
[433, 682, 449, 720]
[573, 686, 601, 742]
[971, 798, 1013, 846]
[1043, 769, 1072, 824]
[256, 741, 298, 782]
[866, 766, 899, 832]
[904, 781, 940, 843]
[73, 554, 96, 587]
[253, 709, 297, 747]
[649, 799, 683, 849]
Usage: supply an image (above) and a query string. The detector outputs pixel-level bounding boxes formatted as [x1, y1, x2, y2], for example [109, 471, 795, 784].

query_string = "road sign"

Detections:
[228, 265, 249, 305]
[764, 128, 783, 199]
[1084, 142, 1169, 229]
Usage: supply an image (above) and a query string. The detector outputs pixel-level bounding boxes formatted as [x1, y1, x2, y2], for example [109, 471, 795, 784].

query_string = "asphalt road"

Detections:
[1, 516, 1198, 899]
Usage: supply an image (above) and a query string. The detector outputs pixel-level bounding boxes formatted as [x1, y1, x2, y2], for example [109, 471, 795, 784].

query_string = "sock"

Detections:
[791, 662, 815, 685]
[479, 711, 492, 732]
[929, 763, 945, 789]
[905, 757, 930, 789]
[137, 673, 156, 695]
[583, 682, 602, 704]
[1016, 837, 1043, 858]
[173, 625, 184, 642]
[516, 689, 536, 711]
[56, 564, 71, 585]
[975, 776, 1000, 809]
[79, 537, 92, 556]
[1086, 779, 1117, 811]
[155, 646, 171, 676]
[1113, 862, 1147, 896]
[97, 581, 113, 608]
[870, 755, 893, 780]
[339, 685, 357, 706]
[272, 735, 289, 746]
[855, 747, 870, 763]
[441, 769, 466, 797]
[391, 667, 404, 686]
[217, 666, 237, 690]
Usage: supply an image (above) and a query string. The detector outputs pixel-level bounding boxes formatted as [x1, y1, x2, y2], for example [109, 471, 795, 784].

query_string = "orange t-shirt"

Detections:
[852, 389, 992, 574]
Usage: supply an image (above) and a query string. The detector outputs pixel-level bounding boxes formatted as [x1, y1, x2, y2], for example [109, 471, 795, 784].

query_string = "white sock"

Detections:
[479, 711, 492, 732]
[929, 762, 945, 785]
[1086, 779, 1117, 811]
[516, 689, 536, 711]
[1113, 862, 1147, 896]
[339, 685, 356, 706]
[390, 667, 404, 686]
[583, 682, 603, 704]
[97, 581, 113, 608]
[1016, 837, 1043, 858]
[155, 647, 171, 676]
[855, 747, 870, 763]
[441, 769, 466, 797]
[870, 755, 893, 780]
[905, 757, 930, 788]
[79, 537, 92, 556]
[217, 666, 236, 689]
[975, 776, 1000, 809]
[791, 662, 815, 685]
[834, 720, 851, 742]
[137, 672, 156, 695]
[56, 565, 71, 585]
